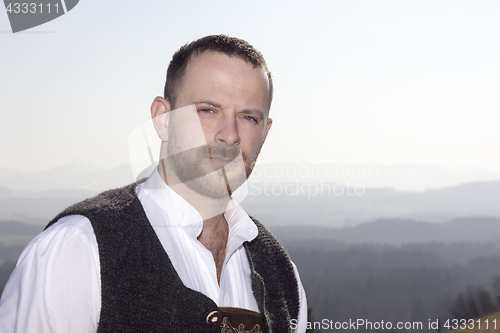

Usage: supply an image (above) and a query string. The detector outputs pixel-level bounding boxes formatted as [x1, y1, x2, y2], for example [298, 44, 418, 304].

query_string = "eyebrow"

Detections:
[195, 99, 223, 109]
[195, 99, 265, 117]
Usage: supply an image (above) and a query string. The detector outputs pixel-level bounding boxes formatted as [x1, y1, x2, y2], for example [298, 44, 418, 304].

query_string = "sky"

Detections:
[1, 0, 500, 179]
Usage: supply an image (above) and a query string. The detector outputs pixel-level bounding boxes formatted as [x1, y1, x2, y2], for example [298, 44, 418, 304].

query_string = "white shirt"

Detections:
[0, 169, 307, 332]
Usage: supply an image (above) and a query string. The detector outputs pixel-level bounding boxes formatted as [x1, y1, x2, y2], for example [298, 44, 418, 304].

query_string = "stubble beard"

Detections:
[166, 136, 260, 199]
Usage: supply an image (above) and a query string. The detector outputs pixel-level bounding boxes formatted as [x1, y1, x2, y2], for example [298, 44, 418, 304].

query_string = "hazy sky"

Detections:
[1, 0, 499, 175]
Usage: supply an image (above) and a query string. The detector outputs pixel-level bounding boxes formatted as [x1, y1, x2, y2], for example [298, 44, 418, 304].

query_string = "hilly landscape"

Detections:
[2, 217, 500, 332]
[270, 217, 500, 245]
[0, 161, 499, 227]
[0, 161, 499, 332]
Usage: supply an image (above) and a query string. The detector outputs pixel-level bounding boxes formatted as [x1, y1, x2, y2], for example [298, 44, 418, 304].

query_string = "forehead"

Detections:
[179, 51, 270, 110]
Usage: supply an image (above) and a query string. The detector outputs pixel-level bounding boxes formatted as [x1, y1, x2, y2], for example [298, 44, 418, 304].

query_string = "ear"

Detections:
[150, 96, 171, 141]
[263, 117, 272, 141]
[266, 117, 273, 135]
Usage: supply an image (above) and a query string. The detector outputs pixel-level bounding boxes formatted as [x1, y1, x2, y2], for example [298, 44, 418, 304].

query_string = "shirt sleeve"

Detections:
[292, 262, 308, 333]
[0, 215, 101, 333]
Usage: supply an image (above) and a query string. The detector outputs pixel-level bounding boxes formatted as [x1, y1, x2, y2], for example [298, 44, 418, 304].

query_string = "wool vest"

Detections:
[45, 182, 299, 332]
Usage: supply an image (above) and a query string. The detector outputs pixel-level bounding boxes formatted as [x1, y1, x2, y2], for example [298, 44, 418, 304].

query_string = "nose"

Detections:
[214, 116, 240, 145]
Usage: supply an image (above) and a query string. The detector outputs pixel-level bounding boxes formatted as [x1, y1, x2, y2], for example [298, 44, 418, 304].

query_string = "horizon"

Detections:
[0, 159, 499, 227]
[1, 159, 500, 193]
[2, 0, 500, 186]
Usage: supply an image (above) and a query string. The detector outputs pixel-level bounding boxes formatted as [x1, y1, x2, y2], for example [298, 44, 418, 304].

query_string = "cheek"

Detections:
[198, 119, 216, 143]
[241, 133, 266, 157]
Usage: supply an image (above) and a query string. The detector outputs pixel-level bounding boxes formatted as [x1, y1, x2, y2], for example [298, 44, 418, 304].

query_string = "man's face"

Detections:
[166, 51, 272, 198]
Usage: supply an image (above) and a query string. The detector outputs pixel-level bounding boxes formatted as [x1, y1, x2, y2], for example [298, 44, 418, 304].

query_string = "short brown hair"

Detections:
[164, 35, 273, 110]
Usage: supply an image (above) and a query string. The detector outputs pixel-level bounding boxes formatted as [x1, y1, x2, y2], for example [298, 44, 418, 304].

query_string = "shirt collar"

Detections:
[136, 167, 258, 242]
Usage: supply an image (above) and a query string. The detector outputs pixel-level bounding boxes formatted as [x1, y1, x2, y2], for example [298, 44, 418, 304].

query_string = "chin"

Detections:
[186, 169, 247, 199]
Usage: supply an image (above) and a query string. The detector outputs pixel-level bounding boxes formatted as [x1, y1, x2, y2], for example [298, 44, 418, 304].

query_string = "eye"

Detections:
[243, 115, 258, 123]
[198, 108, 214, 114]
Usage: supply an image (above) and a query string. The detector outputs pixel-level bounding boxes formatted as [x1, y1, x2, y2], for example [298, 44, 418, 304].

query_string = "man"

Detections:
[0, 35, 307, 332]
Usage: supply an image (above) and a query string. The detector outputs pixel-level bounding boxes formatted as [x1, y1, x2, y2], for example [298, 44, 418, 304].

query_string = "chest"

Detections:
[154, 225, 260, 311]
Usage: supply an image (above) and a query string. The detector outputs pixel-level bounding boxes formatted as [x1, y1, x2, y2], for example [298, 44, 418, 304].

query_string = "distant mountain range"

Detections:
[0, 221, 42, 236]
[0, 161, 499, 226]
[1, 160, 499, 192]
[250, 162, 500, 191]
[0, 186, 97, 224]
[270, 216, 500, 245]
[0, 160, 135, 193]
[2, 216, 500, 249]
[242, 179, 500, 227]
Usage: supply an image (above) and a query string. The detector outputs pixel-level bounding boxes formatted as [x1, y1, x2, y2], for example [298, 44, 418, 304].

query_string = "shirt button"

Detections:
[206, 310, 221, 326]
[223, 295, 229, 304]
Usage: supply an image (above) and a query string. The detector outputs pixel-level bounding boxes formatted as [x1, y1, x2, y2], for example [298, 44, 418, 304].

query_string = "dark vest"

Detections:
[45, 182, 299, 332]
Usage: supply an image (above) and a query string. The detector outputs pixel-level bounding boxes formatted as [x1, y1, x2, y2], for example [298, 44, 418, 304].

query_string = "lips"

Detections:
[205, 143, 240, 169]
[207, 156, 237, 168]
